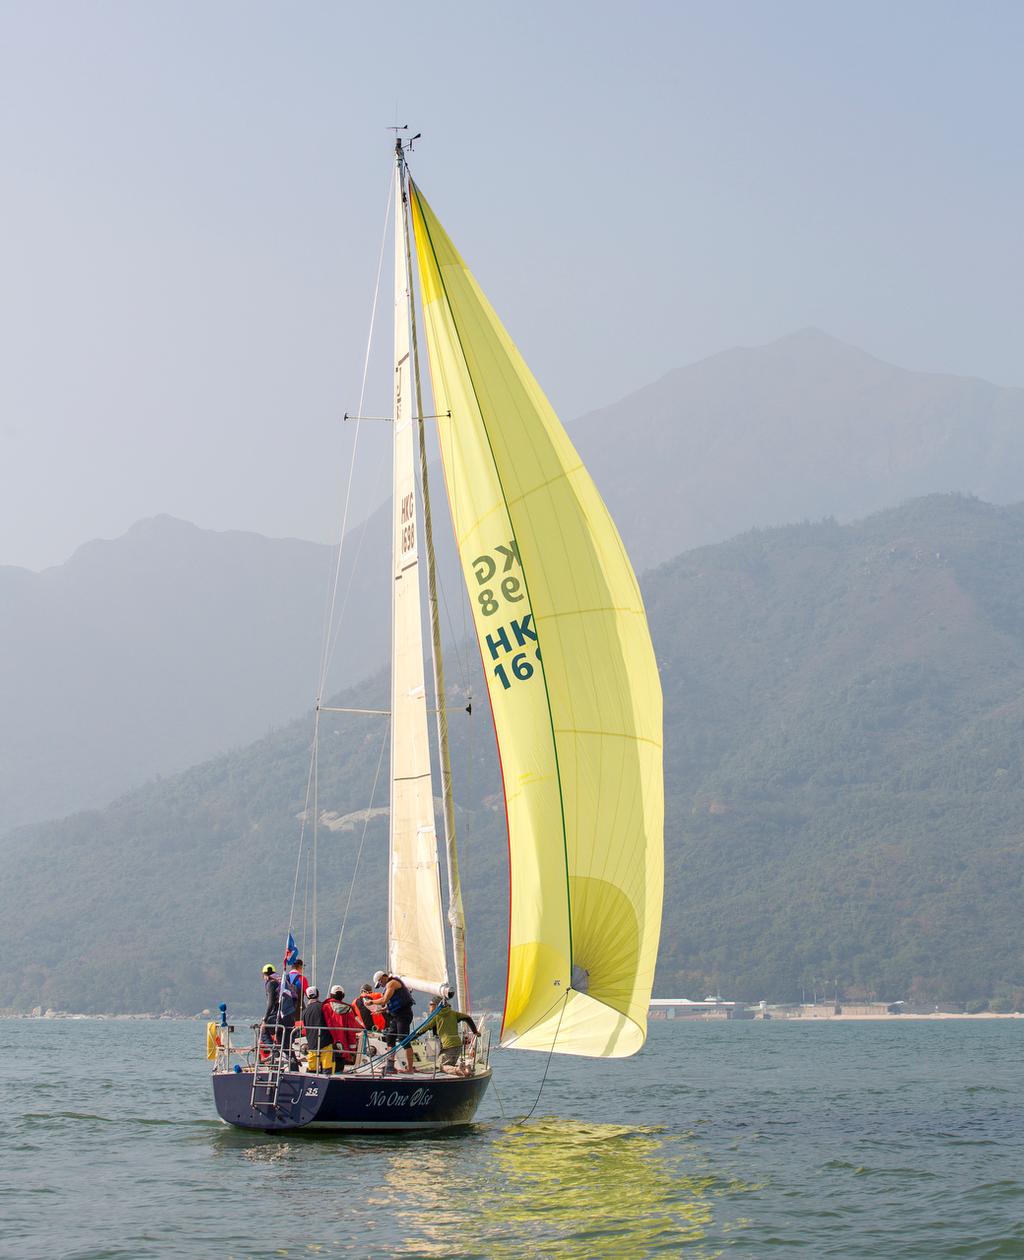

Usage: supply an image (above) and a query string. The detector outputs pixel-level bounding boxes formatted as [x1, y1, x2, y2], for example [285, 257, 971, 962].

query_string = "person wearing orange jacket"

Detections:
[353, 982, 386, 1033]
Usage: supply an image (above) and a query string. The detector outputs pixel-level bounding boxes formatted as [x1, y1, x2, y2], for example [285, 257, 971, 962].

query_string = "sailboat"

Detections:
[211, 137, 664, 1132]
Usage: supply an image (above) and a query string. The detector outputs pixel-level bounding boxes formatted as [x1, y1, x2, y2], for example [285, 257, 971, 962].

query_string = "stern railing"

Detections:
[223, 1018, 492, 1088]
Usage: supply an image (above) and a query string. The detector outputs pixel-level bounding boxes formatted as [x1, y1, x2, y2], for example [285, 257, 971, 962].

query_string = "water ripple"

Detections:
[0, 1017, 1020, 1258]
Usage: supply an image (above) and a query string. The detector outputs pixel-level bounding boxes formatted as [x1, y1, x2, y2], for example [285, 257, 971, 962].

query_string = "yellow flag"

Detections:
[410, 181, 663, 1057]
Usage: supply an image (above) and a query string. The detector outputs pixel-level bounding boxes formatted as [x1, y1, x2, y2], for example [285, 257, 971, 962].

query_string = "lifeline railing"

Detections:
[351, 1024, 492, 1078]
[230, 1018, 492, 1086]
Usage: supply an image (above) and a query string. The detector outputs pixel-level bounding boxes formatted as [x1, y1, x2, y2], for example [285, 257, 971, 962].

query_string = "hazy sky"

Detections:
[2, 1, 1021, 570]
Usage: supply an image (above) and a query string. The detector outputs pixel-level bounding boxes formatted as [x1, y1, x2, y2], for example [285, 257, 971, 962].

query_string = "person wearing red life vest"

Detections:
[322, 986, 360, 1068]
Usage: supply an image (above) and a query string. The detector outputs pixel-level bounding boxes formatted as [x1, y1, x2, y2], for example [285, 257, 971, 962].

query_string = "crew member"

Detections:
[323, 985, 360, 1069]
[259, 963, 280, 1058]
[421, 995, 479, 1076]
[278, 965, 302, 1043]
[378, 971, 416, 1073]
[285, 958, 309, 1007]
[353, 982, 386, 1033]
[301, 987, 333, 1074]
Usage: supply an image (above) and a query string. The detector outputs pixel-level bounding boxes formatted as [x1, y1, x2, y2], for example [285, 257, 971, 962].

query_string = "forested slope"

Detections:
[10, 332, 1024, 836]
[652, 494, 1024, 1010]
[4, 494, 1024, 1013]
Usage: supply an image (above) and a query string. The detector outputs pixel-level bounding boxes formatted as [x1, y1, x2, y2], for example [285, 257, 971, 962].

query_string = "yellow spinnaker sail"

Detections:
[410, 181, 663, 1058]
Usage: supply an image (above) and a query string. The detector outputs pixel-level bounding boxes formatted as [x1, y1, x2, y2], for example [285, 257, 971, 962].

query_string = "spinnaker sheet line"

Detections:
[519, 991, 568, 1124]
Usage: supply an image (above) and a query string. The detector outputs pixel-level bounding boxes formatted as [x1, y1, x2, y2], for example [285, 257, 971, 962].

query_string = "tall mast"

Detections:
[398, 147, 469, 1011]
[386, 139, 449, 995]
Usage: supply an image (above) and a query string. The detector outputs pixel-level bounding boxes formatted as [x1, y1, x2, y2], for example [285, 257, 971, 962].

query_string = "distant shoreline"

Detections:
[0, 1011, 252, 1021]
[651, 1010, 1023, 1022]
[779, 1011, 1022, 1021]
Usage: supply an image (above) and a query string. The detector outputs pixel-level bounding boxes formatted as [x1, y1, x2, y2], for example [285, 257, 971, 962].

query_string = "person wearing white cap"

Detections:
[378, 973, 416, 1073]
[301, 986, 333, 1074]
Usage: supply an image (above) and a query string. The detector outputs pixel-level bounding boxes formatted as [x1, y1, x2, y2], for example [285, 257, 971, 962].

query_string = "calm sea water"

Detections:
[1, 1017, 1020, 1258]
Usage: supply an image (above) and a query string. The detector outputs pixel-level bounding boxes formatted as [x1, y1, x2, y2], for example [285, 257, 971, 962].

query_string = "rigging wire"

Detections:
[477, 996, 567, 1128]
[437, 563, 470, 699]
[488, 1074, 509, 1119]
[404, 231, 478, 1010]
[285, 727, 319, 963]
[320, 444, 389, 680]
[432, 542, 475, 962]
[312, 715, 319, 981]
[518, 992, 568, 1124]
[302, 828, 310, 964]
[280, 171, 393, 969]
[328, 724, 390, 989]
[318, 176, 395, 694]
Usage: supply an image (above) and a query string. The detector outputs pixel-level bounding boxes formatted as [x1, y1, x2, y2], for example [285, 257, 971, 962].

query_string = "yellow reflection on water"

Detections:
[376, 1119, 732, 1257]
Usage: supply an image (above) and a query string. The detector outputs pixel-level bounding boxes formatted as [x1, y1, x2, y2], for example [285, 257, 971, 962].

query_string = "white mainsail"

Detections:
[387, 155, 449, 995]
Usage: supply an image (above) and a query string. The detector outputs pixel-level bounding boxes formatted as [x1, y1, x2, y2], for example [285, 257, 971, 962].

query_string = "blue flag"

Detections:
[284, 932, 298, 966]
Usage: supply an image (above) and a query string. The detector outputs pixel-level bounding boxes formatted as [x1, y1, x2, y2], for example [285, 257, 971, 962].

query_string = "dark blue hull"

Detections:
[212, 1068, 491, 1132]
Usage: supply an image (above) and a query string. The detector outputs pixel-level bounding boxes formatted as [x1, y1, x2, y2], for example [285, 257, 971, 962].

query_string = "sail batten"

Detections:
[409, 180, 663, 1059]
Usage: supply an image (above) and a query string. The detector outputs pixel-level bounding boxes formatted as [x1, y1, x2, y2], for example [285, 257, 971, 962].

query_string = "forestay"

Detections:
[409, 181, 663, 1058]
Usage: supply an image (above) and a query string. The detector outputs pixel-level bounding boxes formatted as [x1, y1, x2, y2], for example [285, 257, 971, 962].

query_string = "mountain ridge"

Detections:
[571, 328, 1024, 572]
[7, 329, 1024, 834]
[5, 493, 1024, 1015]
[0, 514, 388, 833]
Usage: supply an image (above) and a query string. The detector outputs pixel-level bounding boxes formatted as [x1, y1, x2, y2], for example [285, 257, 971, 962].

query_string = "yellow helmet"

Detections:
[262, 963, 275, 975]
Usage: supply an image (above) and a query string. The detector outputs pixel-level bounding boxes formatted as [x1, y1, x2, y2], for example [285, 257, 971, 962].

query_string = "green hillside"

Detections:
[1, 666, 509, 1017]
[9, 330, 1024, 838]
[4, 494, 1024, 1014]
[653, 494, 1024, 1011]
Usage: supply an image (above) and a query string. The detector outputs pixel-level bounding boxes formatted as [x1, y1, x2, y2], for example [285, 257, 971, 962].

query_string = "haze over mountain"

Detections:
[4, 495, 1023, 1015]
[0, 516, 387, 833]
[574, 329, 1024, 572]
[6, 330, 1024, 834]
